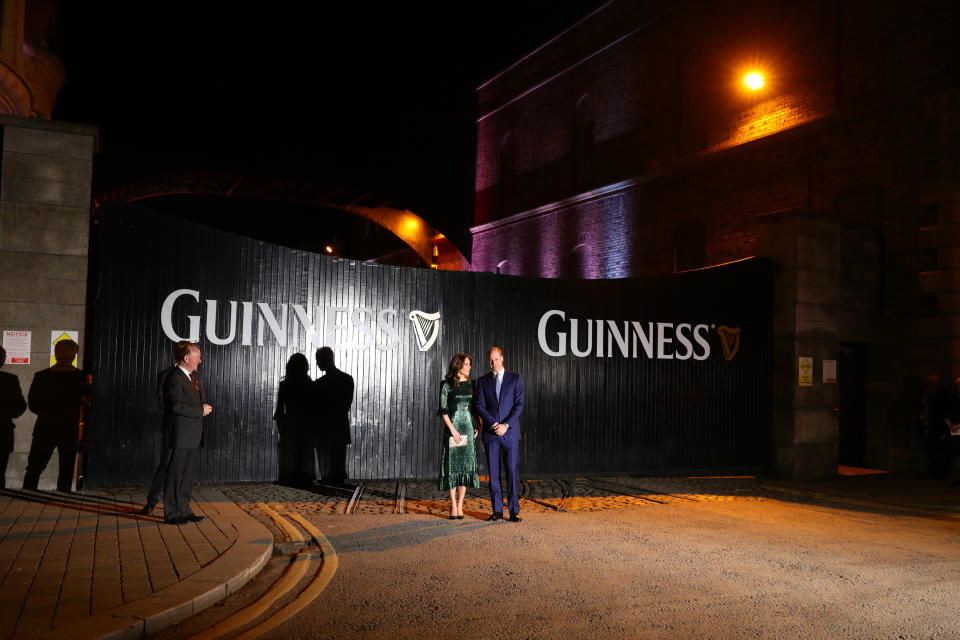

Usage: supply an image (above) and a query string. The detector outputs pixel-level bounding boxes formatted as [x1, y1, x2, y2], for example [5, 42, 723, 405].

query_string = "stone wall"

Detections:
[0, 115, 97, 489]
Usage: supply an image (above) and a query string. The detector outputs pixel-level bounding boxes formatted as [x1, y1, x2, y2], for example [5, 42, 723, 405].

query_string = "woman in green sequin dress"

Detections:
[438, 353, 480, 519]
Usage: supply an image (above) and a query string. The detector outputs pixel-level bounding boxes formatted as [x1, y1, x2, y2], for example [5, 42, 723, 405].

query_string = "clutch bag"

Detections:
[449, 435, 468, 448]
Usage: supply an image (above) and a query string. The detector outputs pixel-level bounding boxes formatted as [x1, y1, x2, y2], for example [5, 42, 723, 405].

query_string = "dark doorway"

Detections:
[838, 342, 867, 466]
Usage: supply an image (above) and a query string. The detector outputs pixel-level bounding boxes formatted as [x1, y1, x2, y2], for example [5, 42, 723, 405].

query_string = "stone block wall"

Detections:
[0, 115, 97, 490]
[756, 210, 842, 478]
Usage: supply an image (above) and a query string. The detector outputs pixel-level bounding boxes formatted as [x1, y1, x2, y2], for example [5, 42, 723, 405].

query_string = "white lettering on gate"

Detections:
[537, 309, 714, 360]
[160, 289, 403, 350]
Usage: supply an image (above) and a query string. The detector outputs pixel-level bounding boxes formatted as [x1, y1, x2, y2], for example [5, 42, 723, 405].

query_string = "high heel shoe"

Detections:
[456, 515, 464, 520]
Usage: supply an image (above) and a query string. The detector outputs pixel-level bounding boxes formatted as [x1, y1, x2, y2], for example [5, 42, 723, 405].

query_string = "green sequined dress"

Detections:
[438, 379, 480, 490]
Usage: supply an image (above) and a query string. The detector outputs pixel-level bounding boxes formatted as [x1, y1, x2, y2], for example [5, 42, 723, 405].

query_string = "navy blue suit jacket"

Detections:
[476, 370, 524, 443]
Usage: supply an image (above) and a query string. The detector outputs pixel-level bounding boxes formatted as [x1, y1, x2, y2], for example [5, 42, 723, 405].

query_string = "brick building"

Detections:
[469, 0, 960, 476]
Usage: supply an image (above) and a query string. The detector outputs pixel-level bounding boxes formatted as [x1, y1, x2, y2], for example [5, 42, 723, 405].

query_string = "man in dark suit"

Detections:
[475, 346, 525, 522]
[0, 346, 27, 489]
[161, 340, 212, 525]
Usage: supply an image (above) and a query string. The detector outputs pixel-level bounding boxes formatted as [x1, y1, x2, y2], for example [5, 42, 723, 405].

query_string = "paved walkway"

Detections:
[0, 487, 272, 640]
[0, 470, 956, 640]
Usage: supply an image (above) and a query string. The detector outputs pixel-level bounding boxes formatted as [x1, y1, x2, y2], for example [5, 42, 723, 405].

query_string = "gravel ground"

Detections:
[212, 479, 960, 640]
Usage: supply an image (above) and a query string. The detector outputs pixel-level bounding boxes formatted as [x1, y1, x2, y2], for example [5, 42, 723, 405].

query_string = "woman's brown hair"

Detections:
[444, 353, 472, 386]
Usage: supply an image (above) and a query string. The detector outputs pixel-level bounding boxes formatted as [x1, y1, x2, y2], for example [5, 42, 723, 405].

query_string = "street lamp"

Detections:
[744, 72, 764, 90]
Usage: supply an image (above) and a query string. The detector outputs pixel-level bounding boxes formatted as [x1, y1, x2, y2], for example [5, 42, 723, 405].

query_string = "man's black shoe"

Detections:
[508, 513, 521, 522]
[164, 517, 189, 525]
[186, 514, 206, 523]
[486, 513, 503, 521]
[139, 502, 156, 515]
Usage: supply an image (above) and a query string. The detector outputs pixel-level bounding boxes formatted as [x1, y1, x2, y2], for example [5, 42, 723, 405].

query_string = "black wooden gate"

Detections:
[87, 202, 772, 485]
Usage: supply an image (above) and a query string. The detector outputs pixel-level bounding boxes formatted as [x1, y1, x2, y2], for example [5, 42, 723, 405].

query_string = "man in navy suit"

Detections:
[475, 346, 524, 522]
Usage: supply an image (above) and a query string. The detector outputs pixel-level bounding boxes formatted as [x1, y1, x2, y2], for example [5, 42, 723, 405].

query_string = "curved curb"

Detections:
[231, 512, 338, 640]
[38, 503, 273, 640]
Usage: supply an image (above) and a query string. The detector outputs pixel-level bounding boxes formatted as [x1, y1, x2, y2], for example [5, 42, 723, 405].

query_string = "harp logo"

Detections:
[408, 310, 441, 351]
[717, 326, 741, 361]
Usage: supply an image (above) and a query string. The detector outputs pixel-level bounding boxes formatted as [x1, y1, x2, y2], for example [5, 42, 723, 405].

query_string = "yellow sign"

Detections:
[798, 356, 813, 387]
[50, 331, 79, 367]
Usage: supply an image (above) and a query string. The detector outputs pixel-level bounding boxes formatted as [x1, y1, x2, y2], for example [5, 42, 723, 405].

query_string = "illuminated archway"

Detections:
[94, 171, 467, 269]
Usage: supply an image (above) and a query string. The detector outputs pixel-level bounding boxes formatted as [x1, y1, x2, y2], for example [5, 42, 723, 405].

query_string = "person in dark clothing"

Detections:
[0, 346, 27, 489]
[314, 347, 353, 484]
[23, 339, 85, 492]
[921, 373, 951, 478]
[274, 353, 313, 483]
[946, 377, 960, 483]
[161, 340, 212, 525]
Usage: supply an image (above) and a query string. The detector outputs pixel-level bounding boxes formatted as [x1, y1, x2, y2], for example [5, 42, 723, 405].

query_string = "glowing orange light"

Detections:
[744, 72, 764, 90]
[324, 245, 334, 254]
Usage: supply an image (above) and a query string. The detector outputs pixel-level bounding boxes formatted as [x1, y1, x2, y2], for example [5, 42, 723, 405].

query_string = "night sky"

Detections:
[52, 2, 606, 257]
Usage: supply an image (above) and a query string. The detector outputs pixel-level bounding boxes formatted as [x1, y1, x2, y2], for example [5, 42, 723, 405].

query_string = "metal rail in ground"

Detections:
[345, 482, 365, 514]
[582, 478, 669, 504]
[394, 482, 406, 514]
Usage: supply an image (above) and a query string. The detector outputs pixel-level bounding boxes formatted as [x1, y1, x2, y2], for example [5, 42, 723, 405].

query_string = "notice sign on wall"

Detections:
[822, 359, 837, 384]
[2, 330, 31, 364]
[798, 356, 813, 387]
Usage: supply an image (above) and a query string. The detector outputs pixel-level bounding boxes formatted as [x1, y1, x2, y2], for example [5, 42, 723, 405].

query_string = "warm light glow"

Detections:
[402, 216, 421, 234]
[744, 72, 764, 90]
[324, 245, 333, 254]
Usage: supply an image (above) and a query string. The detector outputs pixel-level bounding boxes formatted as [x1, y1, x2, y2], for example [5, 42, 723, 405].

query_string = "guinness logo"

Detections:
[717, 326, 741, 361]
[408, 310, 441, 352]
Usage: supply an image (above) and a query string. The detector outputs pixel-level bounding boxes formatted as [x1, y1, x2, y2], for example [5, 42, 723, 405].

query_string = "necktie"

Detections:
[190, 373, 201, 396]
[496, 372, 502, 401]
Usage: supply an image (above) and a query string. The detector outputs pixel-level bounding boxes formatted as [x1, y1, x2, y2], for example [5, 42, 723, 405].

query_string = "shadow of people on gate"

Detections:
[274, 353, 315, 484]
[22, 339, 87, 493]
[314, 347, 354, 485]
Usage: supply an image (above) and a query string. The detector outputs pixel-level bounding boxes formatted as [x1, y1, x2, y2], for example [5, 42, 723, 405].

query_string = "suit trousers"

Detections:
[146, 449, 173, 505]
[163, 448, 198, 521]
[484, 436, 520, 515]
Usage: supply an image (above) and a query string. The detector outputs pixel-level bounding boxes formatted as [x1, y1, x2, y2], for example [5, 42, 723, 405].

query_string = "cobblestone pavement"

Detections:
[217, 476, 828, 520]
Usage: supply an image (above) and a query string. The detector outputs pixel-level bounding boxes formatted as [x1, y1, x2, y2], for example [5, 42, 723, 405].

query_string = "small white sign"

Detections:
[822, 359, 837, 384]
[2, 330, 31, 364]
[50, 330, 80, 366]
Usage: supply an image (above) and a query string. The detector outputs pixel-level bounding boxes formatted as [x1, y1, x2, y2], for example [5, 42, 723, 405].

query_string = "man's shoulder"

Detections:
[164, 368, 188, 386]
[30, 367, 57, 384]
